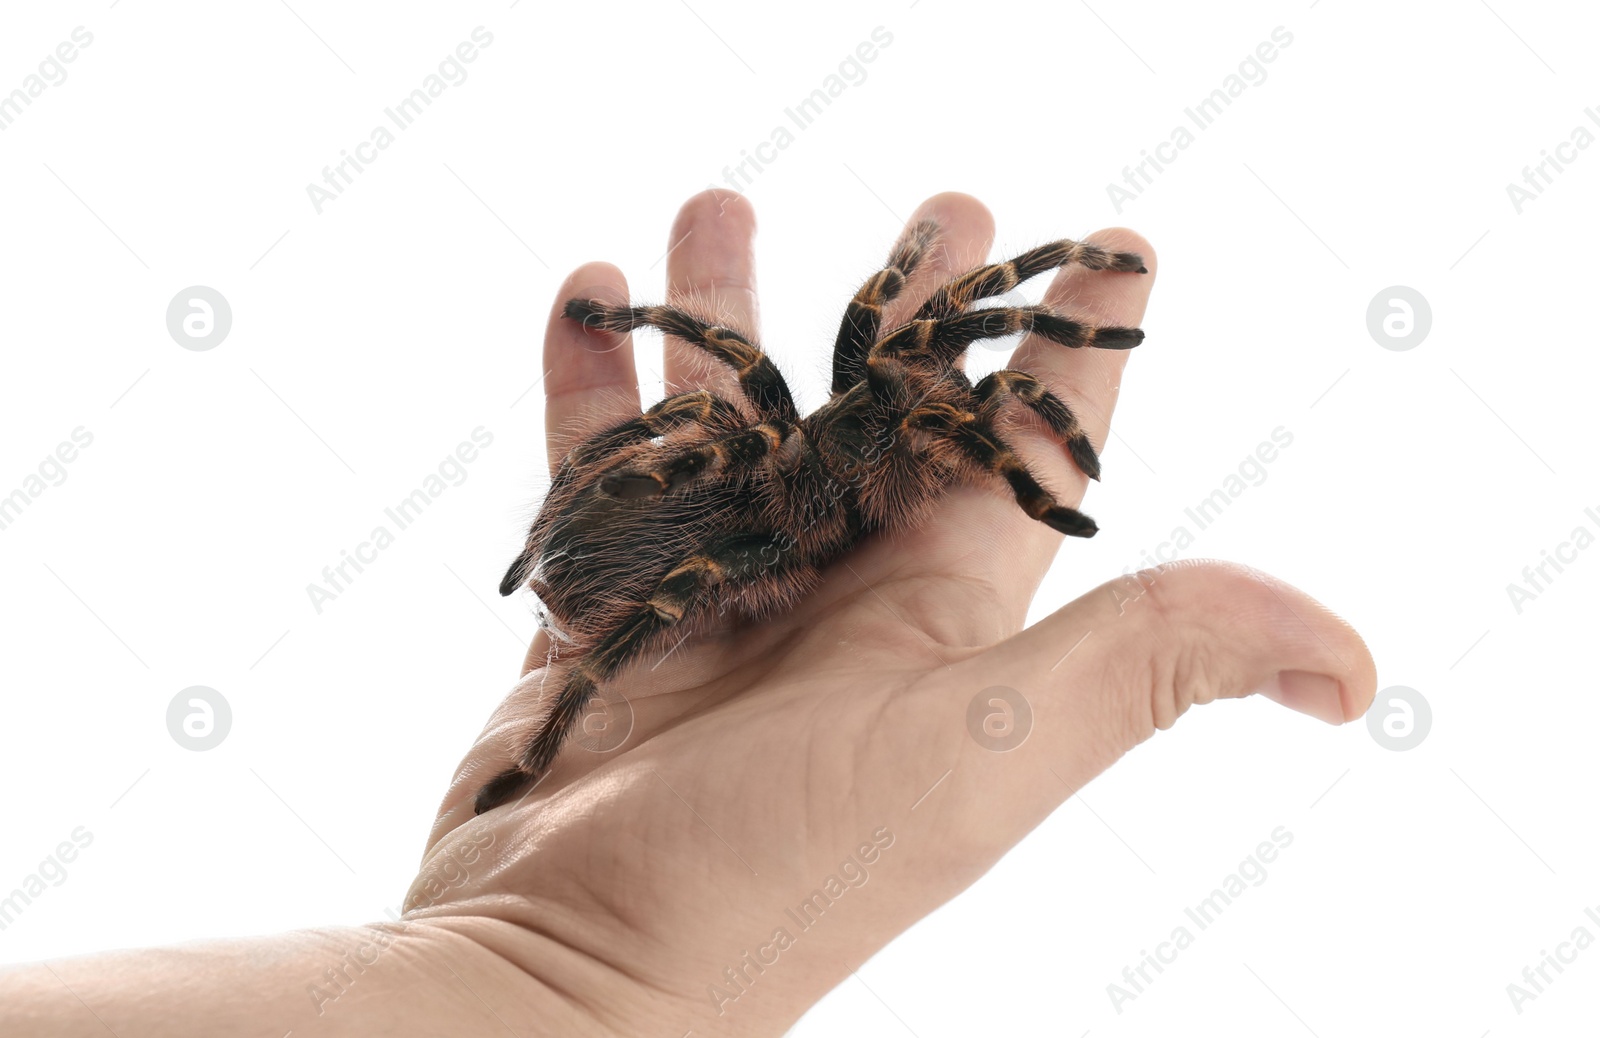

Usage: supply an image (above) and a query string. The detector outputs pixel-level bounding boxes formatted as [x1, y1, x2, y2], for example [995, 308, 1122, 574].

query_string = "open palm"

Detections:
[406, 190, 1377, 1037]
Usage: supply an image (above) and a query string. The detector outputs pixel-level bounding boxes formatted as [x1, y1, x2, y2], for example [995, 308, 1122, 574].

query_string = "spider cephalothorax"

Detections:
[475, 222, 1147, 813]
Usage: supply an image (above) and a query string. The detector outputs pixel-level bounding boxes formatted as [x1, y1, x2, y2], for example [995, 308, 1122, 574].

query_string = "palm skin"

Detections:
[405, 190, 1377, 1037]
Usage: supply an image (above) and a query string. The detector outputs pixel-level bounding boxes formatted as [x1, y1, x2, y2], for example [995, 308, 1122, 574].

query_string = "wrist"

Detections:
[0, 917, 620, 1038]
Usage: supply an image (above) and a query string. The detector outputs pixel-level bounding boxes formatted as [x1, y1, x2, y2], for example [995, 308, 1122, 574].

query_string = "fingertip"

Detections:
[559, 259, 629, 305]
[670, 189, 759, 299]
[675, 187, 756, 237]
[910, 191, 996, 245]
[881, 192, 996, 331]
[1001, 228, 1154, 520]
[1085, 226, 1158, 279]
[666, 188, 760, 347]
[1336, 623, 1379, 723]
[1216, 560, 1377, 725]
[549, 260, 631, 357]
[1046, 227, 1154, 331]
[542, 261, 641, 470]
[1339, 679, 1369, 724]
[1239, 566, 1377, 724]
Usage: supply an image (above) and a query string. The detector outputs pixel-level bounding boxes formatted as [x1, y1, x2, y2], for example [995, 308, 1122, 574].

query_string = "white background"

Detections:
[2, 0, 1596, 1034]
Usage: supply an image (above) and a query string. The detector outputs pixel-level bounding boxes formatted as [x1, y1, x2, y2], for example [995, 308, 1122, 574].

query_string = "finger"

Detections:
[663, 189, 759, 397]
[523, 263, 637, 675]
[879, 191, 996, 336]
[542, 261, 638, 472]
[1004, 225, 1155, 522]
[846, 228, 1155, 626]
[958, 560, 1377, 804]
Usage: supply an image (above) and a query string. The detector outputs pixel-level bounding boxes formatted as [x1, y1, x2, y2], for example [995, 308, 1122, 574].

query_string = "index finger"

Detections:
[541, 261, 640, 473]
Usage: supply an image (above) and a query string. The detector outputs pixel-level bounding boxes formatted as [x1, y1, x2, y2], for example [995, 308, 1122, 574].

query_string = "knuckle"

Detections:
[1100, 566, 1227, 741]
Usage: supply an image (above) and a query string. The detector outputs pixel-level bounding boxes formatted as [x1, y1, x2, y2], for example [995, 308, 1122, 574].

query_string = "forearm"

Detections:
[0, 917, 609, 1038]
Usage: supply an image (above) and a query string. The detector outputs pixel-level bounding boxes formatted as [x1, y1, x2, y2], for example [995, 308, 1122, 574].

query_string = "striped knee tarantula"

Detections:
[476, 222, 1147, 813]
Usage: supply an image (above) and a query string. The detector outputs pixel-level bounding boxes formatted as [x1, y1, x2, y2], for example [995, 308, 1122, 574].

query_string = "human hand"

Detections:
[404, 189, 1377, 1036]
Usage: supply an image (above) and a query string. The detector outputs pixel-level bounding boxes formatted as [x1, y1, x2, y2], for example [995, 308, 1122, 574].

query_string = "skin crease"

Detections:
[0, 190, 1376, 1038]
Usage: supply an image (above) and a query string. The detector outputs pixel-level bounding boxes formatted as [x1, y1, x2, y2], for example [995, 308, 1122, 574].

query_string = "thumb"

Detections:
[948, 559, 1377, 797]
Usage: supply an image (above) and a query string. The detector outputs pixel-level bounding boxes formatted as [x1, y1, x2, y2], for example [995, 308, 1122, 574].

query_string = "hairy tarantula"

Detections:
[475, 222, 1147, 814]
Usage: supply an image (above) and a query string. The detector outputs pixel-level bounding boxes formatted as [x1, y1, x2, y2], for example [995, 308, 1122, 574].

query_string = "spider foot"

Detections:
[1090, 326, 1144, 350]
[474, 765, 533, 814]
[1041, 505, 1098, 538]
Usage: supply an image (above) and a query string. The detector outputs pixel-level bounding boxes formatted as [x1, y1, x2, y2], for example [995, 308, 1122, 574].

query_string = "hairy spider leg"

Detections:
[563, 300, 798, 422]
[475, 531, 795, 814]
[831, 219, 940, 393]
[598, 420, 798, 499]
[871, 305, 1144, 370]
[903, 404, 1098, 538]
[915, 239, 1146, 321]
[566, 390, 748, 469]
[974, 369, 1102, 481]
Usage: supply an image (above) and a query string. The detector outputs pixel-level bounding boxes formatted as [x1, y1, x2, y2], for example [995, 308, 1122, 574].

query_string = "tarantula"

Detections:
[475, 221, 1147, 814]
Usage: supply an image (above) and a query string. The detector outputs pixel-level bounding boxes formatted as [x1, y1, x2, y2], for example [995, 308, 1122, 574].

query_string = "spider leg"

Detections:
[564, 300, 797, 422]
[566, 390, 747, 469]
[500, 390, 746, 595]
[598, 420, 794, 499]
[475, 531, 794, 814]
[863, 352, 915, 410]
[871, 305, 1143, 370]
[903, 403, 1098, 537]
[916, 239, 1146, 321]
[974, 369, 1102, 481]
[832, 219, 939, 393]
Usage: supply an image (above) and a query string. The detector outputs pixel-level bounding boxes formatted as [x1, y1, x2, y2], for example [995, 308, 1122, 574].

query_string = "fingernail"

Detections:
[1260, 669, 1344, 725]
